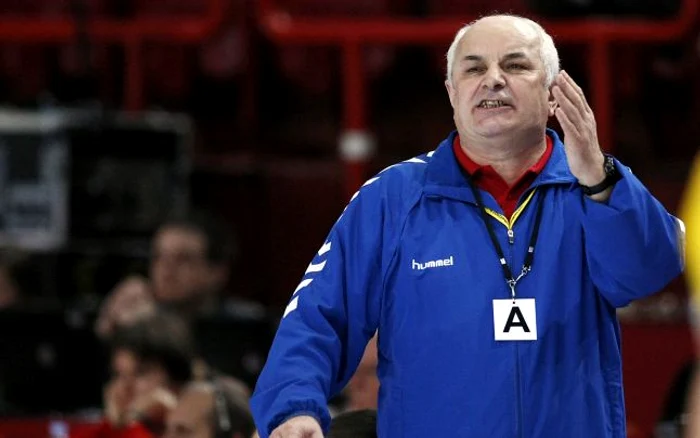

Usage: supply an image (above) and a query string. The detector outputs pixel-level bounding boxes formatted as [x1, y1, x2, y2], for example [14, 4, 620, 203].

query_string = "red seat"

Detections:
[0, 47, 48, 102]
[199, 0, 248, 80]
[133, 0, 250, 104]
[0, 0, 47, 14]
[0, 0, 108, 15]
[132, 0, 204, 15]
[0, 0, 110, 103]
[276, 0, 409, 17]
[429, 0, 530, 16]
[273, 0, 407, 95]
[131, 0, 207, 104]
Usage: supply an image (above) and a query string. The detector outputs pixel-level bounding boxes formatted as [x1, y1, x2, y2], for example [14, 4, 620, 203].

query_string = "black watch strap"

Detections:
[580, 155, 621, 196]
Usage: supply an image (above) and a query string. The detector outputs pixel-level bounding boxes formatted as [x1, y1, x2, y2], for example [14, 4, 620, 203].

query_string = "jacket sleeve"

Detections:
[250, 180, 389, 437]
[581, 159, 685, 307]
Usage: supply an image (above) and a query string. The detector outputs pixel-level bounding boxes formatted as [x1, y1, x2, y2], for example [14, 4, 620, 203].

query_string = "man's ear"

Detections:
[547, 87, 557, 117]
[445, 80, 456, 109]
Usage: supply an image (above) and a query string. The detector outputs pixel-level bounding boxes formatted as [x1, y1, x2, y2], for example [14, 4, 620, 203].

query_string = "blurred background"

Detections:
[0, 0, 697, 437]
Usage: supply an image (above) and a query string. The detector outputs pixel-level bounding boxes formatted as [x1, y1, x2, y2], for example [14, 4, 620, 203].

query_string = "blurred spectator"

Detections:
[683, 153, 700, 300]
[328, 409, 377, 438]
[682, 153, 700, 438]
[149, 213, 234, 318]
[75, 310, 195, 438]
[95, 276, 156, 339]
[96, 211, 265, 339]
[342, 334, 379, 412]
[164, 375, 254, 438]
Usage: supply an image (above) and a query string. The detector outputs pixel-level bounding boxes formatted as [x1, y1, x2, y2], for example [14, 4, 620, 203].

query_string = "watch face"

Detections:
[604, 156, 616, 174]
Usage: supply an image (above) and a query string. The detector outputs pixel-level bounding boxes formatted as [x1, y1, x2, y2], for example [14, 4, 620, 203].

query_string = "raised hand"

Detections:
[552, 70, 606, 188]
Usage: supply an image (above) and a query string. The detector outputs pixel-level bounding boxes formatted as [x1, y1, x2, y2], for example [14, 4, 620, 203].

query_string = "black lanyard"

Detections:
[466, 179, 546, 300]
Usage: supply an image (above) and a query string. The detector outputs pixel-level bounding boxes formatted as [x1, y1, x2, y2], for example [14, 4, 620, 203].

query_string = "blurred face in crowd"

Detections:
[164, 385, 216, 438]
[111, 348, 171, 404]
[95, 276, 155, 339]
[346, 336, 379, 411]
[150, 226, 226, 308]
[109, 349, 139, 410]
[445, 16, 556, 142]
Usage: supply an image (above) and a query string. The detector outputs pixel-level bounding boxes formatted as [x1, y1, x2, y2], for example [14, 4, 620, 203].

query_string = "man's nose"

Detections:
[483, 65, 506, 90]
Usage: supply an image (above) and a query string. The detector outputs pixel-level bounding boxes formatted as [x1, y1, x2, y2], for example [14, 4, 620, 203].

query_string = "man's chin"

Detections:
[474, 123, 517, 139]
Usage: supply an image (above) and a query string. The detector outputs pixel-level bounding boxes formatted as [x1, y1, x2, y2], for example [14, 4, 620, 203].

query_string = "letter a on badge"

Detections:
[504, 306, 529, 332]
[493, 298, 537, 341]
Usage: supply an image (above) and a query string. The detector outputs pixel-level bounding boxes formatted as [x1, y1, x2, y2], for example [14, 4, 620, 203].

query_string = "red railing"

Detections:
[0, 0, 226, 110]
[258, 0, 699, 197]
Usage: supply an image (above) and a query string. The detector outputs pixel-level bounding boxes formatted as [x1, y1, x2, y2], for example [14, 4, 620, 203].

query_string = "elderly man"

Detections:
[251, 14, 685, 438]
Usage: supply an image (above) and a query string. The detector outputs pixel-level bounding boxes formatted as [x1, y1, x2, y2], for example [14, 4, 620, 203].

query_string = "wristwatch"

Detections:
[579, 155, 621, 196]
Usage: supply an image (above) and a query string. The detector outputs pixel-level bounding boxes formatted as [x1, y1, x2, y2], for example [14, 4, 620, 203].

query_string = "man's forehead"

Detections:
[459, 19, 539, 56]
[471, 16, 538, 36]
[153, 227, 207, 252]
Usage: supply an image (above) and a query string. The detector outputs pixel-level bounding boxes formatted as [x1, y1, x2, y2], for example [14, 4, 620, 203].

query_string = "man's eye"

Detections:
[507, 63, 527, 70]
[466, 66, 483, 73]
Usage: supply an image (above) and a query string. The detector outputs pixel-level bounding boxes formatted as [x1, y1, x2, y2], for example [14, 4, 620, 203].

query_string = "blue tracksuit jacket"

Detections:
[251, 129, 685, 438]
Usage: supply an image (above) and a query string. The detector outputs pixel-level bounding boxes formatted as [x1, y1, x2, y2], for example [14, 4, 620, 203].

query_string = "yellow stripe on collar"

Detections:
[484, 189, 537, 230]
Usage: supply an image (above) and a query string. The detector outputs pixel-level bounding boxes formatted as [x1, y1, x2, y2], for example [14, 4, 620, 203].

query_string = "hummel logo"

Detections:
[412, 256, 454, 270]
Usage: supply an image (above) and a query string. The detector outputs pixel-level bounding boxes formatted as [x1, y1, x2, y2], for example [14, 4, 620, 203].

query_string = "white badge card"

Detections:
[493, 298, 537, 341]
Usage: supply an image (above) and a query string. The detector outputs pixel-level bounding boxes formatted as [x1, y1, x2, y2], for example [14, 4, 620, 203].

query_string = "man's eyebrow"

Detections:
[461, 52, 530, 63]
[502, 52, 529, 61]
[461, 55, 483, 62]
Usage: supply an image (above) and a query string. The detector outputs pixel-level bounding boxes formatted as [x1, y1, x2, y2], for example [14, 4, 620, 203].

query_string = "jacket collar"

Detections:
[423, 129, 577, 204]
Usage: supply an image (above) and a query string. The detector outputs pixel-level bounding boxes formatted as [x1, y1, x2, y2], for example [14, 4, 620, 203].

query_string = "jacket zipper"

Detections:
[506, 227, 523, 438]
[484, 189, 536, 438]
[515, 343, 523, 438]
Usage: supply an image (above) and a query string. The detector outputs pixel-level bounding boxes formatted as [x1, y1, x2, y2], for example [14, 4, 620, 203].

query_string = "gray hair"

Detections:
[445, 15, 560, 88]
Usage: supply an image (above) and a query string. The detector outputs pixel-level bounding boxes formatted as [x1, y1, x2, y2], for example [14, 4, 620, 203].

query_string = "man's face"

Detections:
[164, 386, 215, 438]
[445, 17, 555, 141]
[150, 227, 224, 306]
[109, 350, 169, 402]
[133, 359, 171, 400]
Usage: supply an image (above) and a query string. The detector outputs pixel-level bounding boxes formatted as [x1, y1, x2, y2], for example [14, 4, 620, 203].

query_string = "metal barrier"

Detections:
[258, 0, 699, 197]
[0, 0, 226, 110]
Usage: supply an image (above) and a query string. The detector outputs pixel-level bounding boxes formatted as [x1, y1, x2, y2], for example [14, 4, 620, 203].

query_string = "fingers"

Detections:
[271, 427, 320, 438]
[555, 106, 580, 140]
[552, 86, 581, 137]
[270, 416, 324, 438]
[557, 70, 591, 115]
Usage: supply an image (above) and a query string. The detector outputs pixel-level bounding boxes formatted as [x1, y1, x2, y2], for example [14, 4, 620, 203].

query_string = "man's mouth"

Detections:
[477, 100, 511, 109]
